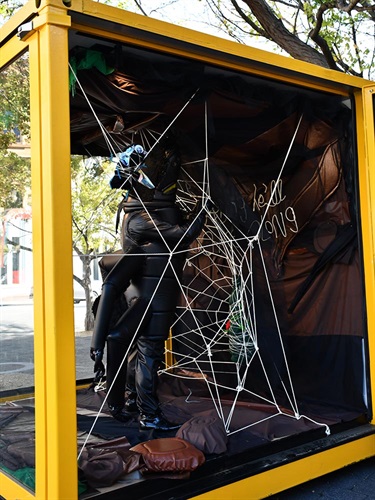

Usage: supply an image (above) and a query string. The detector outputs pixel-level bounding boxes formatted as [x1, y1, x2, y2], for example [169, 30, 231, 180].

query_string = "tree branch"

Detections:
[230, 0, 268, 38]
[241, 0, 331, 67]
[349, 12, 364, 75]
[332, 41, 362, 76]
[357, 1, 375, 21]
[5, 238, 32, 253]
[132, 0, 148, 16]
[337, 0, 362, 13]
[309, 2, 341, 70]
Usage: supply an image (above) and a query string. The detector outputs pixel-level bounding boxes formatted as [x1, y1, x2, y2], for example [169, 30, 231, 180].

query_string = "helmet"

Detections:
[110, 144, 155, 191]
[110, 137, 181, 203]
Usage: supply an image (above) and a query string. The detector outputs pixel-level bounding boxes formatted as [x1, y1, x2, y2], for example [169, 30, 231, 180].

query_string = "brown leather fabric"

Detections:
[88, 436, 131, 454]
[79, 438, 143, 488]
[130, 437, 205, 472]
[79, 448, 125, 488]
[177, 415, 228, 455]
[250, 139, 341, 269]
[273, 139, 341, 267]
[6, 440, 35, 468]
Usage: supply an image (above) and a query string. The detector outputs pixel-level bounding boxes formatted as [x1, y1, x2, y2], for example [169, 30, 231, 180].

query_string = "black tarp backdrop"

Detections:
[69, 44, 368, 426]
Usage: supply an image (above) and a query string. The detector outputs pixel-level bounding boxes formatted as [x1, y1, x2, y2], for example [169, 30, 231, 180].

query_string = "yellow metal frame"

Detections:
[356, 86, 375, 400]
[192, 434, 375, 499]
[1, 1, 375, 498]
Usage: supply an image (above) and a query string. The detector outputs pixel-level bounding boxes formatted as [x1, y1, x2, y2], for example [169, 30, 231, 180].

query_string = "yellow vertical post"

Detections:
[28, 2, 77, 498]
[355, 86, 375, 420]
[165, 330, 175, 368]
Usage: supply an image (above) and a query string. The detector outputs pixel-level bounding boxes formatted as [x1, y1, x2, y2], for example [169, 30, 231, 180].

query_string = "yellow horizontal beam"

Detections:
[0, 31, 27, 71]
[69, 0, 372, 92]
[0, 392, 35, 404]
[0, 471, 34, 500]
[2, 0, 373, 93]
[0, 0, 37, 46]
[192, 434, 375, 499]
[3, 0, 372, 93]
[68, 22, 346, 97]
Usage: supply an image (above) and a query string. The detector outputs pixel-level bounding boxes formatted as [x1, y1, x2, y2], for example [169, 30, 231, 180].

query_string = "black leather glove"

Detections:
[90, 347, 105, 381]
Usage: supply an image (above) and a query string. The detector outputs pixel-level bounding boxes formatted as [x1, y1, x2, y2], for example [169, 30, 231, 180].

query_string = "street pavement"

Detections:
[0, 284, 93, 391]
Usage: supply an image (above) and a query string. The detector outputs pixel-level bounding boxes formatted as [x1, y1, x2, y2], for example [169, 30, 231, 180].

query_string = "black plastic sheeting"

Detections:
[68, 43, 368, 420]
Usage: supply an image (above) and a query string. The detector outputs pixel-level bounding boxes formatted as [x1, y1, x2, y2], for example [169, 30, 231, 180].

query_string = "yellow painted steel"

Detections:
[164, 331, 175, 368]
[0, 0, 37, 45]
[0, 392, 35, 404]
[68, 22, 355, 98]
[357, 86, 375, 418]
[1, 1, 375, 499]
[191, 434, 375, 499]
[0, 473, 34, 500]
[0, 33, 27, 72]
[0, 30, 36, 500]
[67, 0, 370, 95]
[27, 1, 77, 499]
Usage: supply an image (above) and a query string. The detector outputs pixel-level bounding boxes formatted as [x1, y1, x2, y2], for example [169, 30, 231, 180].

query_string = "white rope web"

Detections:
[159, 151, 330, 437]
[73, 69, 331, 459]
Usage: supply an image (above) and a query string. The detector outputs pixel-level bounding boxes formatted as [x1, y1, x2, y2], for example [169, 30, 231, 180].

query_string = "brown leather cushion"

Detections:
[130, 437, 205, 472]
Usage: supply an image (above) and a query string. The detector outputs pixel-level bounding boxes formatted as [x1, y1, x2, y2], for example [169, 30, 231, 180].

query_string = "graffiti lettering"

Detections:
[264, 207, 298, 239]
[253, 180, 299, 239]
[253, 180, 286, 212]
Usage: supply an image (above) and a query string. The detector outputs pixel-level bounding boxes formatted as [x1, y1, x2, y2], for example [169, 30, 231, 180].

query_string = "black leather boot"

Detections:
[106, 337, 128, 415]
[106, 299, 152, 420]
[135, 337, 164, 416]
[124, 346, 138, 414]
[139, 412, 181, 431]
[124, 393, 138, 414]
[108, 404, 133, 423]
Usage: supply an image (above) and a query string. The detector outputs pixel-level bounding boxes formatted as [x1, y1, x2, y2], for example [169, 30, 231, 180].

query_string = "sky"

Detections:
[1, 0, 374, 79]
[0, 0, 260, 58]
[0, 0, 241, 42]
[124, 0, 235, 39]
[121, 0, 275, 52]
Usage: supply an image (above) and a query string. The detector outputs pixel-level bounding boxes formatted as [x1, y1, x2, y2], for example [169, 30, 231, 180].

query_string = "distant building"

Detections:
[1, 137, 102, 292]
[0, 206, 32, 285]
[1, 135, 32, 285]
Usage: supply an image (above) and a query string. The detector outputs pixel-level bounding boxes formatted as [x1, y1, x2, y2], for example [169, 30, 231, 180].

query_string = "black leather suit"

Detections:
[91, 196, 205, 416]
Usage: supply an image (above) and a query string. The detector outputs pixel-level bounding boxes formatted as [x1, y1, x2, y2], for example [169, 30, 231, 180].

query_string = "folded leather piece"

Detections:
[6, 440, 35, 468]
[79, 448, 126, 488]
[177, 414, 228, 455]
[79, 438, 143, 488]
[88, 435, 131, 453]
[130, 437, 205, 473]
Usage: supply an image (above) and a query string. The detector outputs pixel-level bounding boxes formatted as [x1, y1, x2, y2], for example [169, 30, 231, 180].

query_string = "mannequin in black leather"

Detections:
[90, 138, 207, 431]
[91, 251, 139, 415]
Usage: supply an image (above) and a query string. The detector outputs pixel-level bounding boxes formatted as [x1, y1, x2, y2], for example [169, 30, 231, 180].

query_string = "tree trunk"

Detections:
[242, 0, 331, 68]
[74, 253, 95, 332]
[82, 256, 95, 331]
[84, 287, 95, 331]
